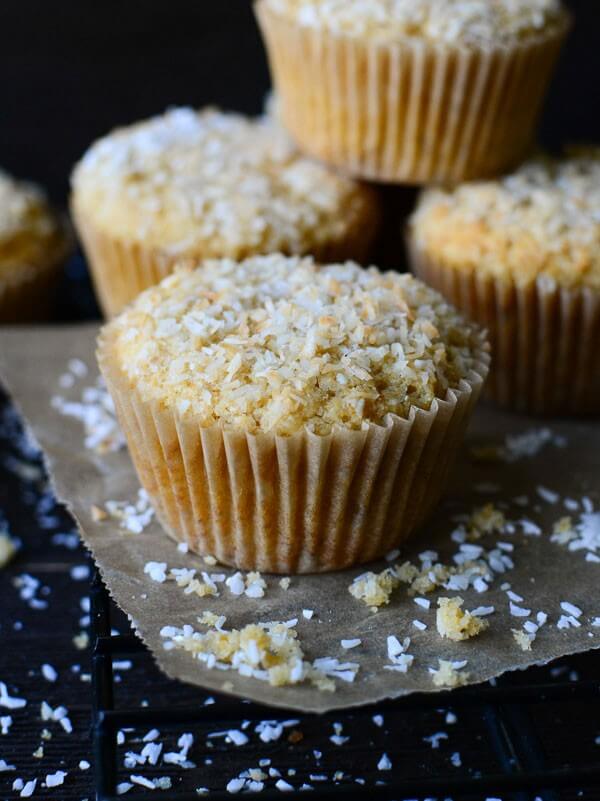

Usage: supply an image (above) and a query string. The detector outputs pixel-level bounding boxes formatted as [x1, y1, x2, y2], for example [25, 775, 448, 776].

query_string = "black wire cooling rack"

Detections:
[90, 568, 600, 801]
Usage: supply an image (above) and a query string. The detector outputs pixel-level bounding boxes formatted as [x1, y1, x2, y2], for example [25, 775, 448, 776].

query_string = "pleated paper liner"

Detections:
[409, 241, 600, 416]
[97, 325, 489, 574]
[255, 2, 570, 184]
[71, 195, 382, 319]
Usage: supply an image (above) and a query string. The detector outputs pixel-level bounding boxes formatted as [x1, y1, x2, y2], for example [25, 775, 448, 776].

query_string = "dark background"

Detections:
[1, 0, 599, 208]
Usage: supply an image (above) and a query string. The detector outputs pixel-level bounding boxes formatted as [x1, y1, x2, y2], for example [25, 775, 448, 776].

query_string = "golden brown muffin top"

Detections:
[72, 107, 378, 259]
[264, 0, 566, 47]
[104, 254, 486, 436]
[410, 151, 600, 291]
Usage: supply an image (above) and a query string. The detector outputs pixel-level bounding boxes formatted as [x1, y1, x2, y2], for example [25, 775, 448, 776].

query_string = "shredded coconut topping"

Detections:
[72, 107, 377, 258]
[106, 255, 485, 436]
[412, 151, 600, 290]
[266, 0, 564, 46]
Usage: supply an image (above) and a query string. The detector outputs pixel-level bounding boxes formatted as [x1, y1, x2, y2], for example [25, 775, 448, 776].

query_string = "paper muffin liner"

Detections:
[409, 241, 600, 416]
[97, 325, 489, 574]
[256, 2, 569, 184]
[71, 195, 382, 319]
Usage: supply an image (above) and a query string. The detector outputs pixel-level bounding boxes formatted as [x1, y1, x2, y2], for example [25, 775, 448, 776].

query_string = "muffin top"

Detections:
[72, 107, 377, 258]
[410, 151, 600, 291]
[264, 0, 565, 47]
[0, 169, 67, 280]
[104, 255, 486, 436]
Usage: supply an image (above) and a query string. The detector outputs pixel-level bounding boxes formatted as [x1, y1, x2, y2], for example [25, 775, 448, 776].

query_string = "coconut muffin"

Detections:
[98, 254, 489, 573]
[256, 0, 569, 183]
[71, 107, 381, 317]
[409, 151, 600, 414]
[0, 169, 70, 323]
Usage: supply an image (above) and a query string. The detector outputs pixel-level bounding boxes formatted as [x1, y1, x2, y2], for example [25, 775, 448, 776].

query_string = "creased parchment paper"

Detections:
[1, 324, 599, 713]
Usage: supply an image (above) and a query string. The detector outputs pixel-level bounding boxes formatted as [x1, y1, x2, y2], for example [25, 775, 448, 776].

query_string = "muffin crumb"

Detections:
[430, 659, 470, 688]
[0, 533, 17, 569]
[436, 597, 489, 641]
[348, 568, 400, 610]
[512, 629, 534, 651]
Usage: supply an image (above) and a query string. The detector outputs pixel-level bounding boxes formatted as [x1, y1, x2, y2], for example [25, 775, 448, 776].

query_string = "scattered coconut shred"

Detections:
[471, 427, 567, 464]
[144, 560, 267, 600]
[51, 359, 124, 454]
[94, 488, 155, 534]
[160, 612, 358, 691]
[551, 505, 600, 563]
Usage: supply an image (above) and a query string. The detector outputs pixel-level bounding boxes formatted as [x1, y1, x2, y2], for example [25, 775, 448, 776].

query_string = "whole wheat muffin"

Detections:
[98, 254, 489, 573]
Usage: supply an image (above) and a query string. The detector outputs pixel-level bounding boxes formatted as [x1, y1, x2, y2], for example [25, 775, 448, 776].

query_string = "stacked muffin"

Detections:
[409, 151, 600, 414]
[69, 0, 599, 573]
[257, 0, 570, 182]
[72, 108, 381, 316]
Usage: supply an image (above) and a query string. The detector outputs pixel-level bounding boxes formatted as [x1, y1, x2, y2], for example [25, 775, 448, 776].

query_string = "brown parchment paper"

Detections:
[1, 324, 599, 713]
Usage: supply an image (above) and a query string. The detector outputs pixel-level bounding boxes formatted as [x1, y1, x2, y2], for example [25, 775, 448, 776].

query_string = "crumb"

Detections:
[436, 597, 489, 642]
[512, 629, 534, 651]
[348, 568, 400, 609]
[470, 444, 502, 463]
[430, 659, 470, 688]
[0, 533, 17, 569]
[90, 504, 108, 522]
[551, 516, 576, 544]
[467, 504, 506, 539]
[73, 631, 89, 650]
[279, 577, 291, 590]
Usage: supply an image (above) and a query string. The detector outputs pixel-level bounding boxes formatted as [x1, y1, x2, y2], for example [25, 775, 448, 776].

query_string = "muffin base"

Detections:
[71, 194, 382, 319]
[410, 242, 600, 416]
[97, 325, 489, 573]
[0, 230, 71, 323]
[256, 2, 569, 184]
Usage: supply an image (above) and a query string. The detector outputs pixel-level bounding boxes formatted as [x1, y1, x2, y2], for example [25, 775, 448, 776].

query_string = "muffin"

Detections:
[0, 169, 70, 323]
[408, 151, 600, 415]
[71, 107, 381, 317]
[97, 254, 489, 574]
[255, 0, 570, 184]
